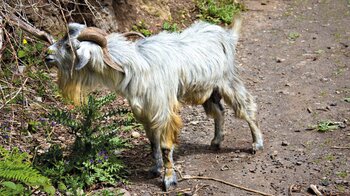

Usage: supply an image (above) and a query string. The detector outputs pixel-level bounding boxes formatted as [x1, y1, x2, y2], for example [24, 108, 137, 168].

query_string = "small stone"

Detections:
[307, 108, 313, 113]
[320, 77, 329, 82]
[18, 66, 25, 74]
[58, 136, 65, 141]
[276, 58, 285, 63]
[296, 161, 302, 166]
[330, 102, 337, 106]
[35, 97, 43, 102]
[131, 131, 140, 138]
[270, 151, 278, 159]
[190, 121, 200, 125]
[282, 141, 289, 146]
[320, 179, 330, 186]
[249, 168, 256, 173]
[221, 165, 229, 171]
[335, 179, 343, 184]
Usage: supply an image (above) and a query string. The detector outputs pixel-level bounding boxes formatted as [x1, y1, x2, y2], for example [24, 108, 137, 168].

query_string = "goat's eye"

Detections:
[65, 43, 71, 48]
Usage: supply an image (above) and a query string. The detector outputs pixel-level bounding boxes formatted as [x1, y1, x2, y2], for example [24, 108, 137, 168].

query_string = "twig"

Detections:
[0, 78, 28, 110]
[331, 146, 350, 149]
[180, 175, 274, 196]
[55, 0, 76, 77]
[155, 188, 191, 195]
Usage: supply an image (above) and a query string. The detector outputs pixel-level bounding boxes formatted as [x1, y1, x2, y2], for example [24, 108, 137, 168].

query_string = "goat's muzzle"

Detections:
[45, 54, 56, 68]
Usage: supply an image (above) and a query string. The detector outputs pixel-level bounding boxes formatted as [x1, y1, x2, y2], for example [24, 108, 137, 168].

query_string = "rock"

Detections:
[131, 131, 141, 138]
[282, 141, 289, 146]
[296, 161, 302, 166]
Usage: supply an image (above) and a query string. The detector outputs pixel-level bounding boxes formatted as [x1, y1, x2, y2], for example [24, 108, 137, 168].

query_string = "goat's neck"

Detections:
[105, 36, 150, 98]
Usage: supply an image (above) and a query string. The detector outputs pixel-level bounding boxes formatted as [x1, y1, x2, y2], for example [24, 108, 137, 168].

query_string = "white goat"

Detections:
[45, 18, 263, 190]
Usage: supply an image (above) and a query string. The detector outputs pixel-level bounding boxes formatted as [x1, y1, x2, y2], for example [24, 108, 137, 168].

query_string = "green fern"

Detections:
[0, 147, 55, 195]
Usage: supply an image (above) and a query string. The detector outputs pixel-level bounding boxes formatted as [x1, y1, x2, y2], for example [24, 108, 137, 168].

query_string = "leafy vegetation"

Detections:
[0, 146, 55, 195]
[307, 120, 343, 132]
[132, 20, 152, 36]
[316, 121, 340, 132]
[288, 32, 300, 41]
[344, 97, 350, 103]
[33, 94, 136, 194]
[162, 21, 179, 32]
[195, 0, 245, 25]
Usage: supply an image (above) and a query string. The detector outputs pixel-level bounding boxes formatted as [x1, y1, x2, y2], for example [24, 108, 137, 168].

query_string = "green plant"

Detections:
[162, 21, 179, 32]
[317, 121, 340, 132]
[35, 94, 136, 194]
[132, 20, 152, 37]
[336, 171, 348, 178]
[196, 0, 245, 25]
[288, 32, 300, 40]
[0, 146, 55, 195]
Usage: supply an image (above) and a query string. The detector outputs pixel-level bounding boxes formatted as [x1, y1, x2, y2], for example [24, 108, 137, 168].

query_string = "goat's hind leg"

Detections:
[222, 83, 264, 153]
[203, 89, 225, 150]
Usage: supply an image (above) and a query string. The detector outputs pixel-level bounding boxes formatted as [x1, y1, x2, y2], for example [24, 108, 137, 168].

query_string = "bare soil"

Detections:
[123, 0, 350, 195]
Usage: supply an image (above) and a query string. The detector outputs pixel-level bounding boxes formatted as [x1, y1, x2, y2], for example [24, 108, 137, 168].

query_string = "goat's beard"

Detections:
[57, 68, 88, 105]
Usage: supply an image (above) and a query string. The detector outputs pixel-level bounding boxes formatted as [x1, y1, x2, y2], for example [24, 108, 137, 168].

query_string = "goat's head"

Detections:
[45, 23, 125, 104]
[45, 23, 123, 72]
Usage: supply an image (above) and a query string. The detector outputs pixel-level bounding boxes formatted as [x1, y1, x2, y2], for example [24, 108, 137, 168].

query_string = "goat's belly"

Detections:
[180, 89, 213, 105]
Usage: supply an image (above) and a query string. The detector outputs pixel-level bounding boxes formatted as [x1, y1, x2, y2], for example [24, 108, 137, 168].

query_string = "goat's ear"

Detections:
[75, 47, 90, 70]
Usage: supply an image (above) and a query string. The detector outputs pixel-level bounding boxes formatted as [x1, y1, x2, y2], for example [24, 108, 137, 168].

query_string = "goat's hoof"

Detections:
[251, 142, 264, 154]
[162, 172, 177, 191]
[148, 167, 162, 178]
[210, 142, 221, 150]
[210, 137, 223, 150]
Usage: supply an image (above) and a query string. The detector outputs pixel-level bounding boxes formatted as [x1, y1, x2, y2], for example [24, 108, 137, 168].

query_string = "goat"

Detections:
[45, 18, 264, 191]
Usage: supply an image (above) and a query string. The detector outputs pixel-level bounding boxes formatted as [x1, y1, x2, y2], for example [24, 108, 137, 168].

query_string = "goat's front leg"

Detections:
[149, 140, 163, 177]
[162, 146, 177, 191]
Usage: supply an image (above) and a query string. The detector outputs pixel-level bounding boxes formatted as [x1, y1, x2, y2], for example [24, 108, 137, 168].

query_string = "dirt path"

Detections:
[126, 1, 350, 195]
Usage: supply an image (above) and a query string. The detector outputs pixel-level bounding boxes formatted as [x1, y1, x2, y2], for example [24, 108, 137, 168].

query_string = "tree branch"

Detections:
[0, 11, 55, 44]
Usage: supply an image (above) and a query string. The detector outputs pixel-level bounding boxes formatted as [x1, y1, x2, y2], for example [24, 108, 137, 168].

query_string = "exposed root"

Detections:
[155, 188, 191, 195]
[178, 171, 274, 196]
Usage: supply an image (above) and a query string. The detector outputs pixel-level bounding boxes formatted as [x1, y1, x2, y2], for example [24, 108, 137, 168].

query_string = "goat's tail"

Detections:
[230, 14, 242, 35]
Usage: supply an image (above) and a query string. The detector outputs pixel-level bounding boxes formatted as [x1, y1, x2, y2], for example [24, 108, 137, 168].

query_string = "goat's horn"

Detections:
[77, 27, 108, 47]
[122, 32, 145, 38]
